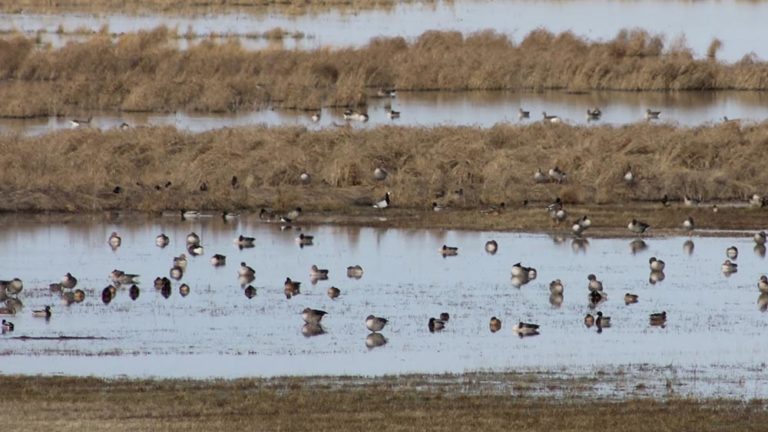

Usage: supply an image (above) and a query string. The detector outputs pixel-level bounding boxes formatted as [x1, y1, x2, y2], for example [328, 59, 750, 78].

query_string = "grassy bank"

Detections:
[1, 374, 766, 431]
[1, 28, 768, 117]
[1, 122, 768, 230]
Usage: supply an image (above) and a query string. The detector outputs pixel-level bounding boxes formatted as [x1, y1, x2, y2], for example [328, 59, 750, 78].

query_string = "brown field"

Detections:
[1, 374, 766, 431]
[0, 0, 423, 15]
[1, 28, 768, 117]
[1, 122, 767, 232]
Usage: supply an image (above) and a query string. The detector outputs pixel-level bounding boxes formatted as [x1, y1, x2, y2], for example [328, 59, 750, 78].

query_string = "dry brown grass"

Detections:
[2, 28, 768, 116]
[0, 374, 766, 431]
[1, 122, 768, 230]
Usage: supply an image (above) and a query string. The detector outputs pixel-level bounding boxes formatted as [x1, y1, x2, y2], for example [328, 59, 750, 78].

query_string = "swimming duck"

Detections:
[518, 108, 530, 119]
[542, 112, 561, 124]
[661, 194, 671, 207]
[32, 305, 51, 318]
[586, 107, 602, 121]
[1, 319, 14, 332]
[187, 243, 204, 256]
[645, 109, 661, 120]
[584, 313, 595, 328]
[373, 192, 391, 209]
[108, 232, 122, 248]
[242, 285, 256, 299]
[365, 332, 388, 349]
[549, 279, 564, 295]
[682, 216, 694, 231]
[377, 88, 397, 98]
[301, 308, 327, 325]
[238, 262, 255, 278]
[683, 195, 701, 207]
[649, 311, 667, 326]
[548, 167, 567, 183]
[295, 233, 314, 246]
[758, 276, 768, 293]
[235, 235, 255, 248]
[102, 286, 115, 304]
[722, 260, 738, 273]
[259, 208, 277, 222]
[649, 257, 665, 272]
[186, 232, 200, 245]
[428, 317, 446, 333]
[749, 194, 765, 208]
[511, 263, 526, 278]
[373, 167, 389, 181]
[179, 283, 191, 297]
[311, 111, 321, 123]
[210, 254, 226, 267]
[489, 317, 502, 333]
[0, 304, 15, 316]
[754, 231, 767, 246]
[302, 323, 326, 338]
[173, 254, 188, 270]
[284, 277, 301, 299]
[286, 207, 303, 220]
[222, 211, 240, 221]
[70, 116, 92, 128]
[310, 265, 329, 279]
[649, 270, 666, 285]
[61, 273, 77, 289]
[386, 109, 401, 120]
[628, 219, 650, 234]
[587, 274, 603, 292]
[346, 265, 364, 279]
[110, 270, 139, 285]
[595, 311, 611, 328]
[726, 246, 738, 259]
[366, 315, 389, 332]
[572, 216, 591, 236]
[129, 284, 140, 300]
[181, 209, 201, 220]
[624, 293, 639, 304]
[155, 233, 170, 247]
[440, 312, 450, 322]
[534, 168, 548, 183]
[512, 322, 540, 337]
[485, 240, 498, 254]
[432, 202, 445, 212]
[440, 245, 459, 256]
[1, 278, 23, 295]
[73, 289, 85, 303]
[327, 286, 341, 299]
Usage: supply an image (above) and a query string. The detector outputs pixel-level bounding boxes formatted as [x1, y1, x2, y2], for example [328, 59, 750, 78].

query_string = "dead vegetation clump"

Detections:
[1, 122, 768, 216]
[2, 28, 768, 116]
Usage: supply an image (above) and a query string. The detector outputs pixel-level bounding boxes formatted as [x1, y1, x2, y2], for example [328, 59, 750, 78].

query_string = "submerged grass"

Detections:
[1, 122, 768, 231]
[1, 28, 768, 116]
[1, 374, 766, 431]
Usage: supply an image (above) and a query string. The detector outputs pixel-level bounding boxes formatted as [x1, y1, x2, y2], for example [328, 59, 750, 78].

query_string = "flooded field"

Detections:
[4, 89, 768, 135]
[3, 0, 768, 61]
[0, 214, 766, 397]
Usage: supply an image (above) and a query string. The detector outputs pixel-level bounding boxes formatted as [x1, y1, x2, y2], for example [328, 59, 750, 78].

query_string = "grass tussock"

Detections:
[2, 28, 768, 116]
[0, 374, 766, 431]
[1, 122, 768, 224]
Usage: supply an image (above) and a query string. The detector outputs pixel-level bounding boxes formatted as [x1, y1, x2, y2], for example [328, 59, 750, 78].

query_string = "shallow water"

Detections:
[3, 0, 768, 61]
[0, 214, 766, 397]
[3, 90, 768, 135]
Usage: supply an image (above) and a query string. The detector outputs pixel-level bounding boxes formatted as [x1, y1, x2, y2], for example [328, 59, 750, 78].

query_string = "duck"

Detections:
[366, 315, 388, 332]
[624, 293, 639, 305]
[749, 194, 766, 208]
[489, 316, 502, 332]
[511, 263, 527, 278]
[365, 332, 388, 348]
[284, 277, 301, 299]
[129, 284, 140, 300]
[173, 254, 188, 270]
[377, 88, 397, 98]
[440, 245, 459, 256]
[432, 202, 445, 212]
[587, 274, 603, 292]
[682, 216, 695, 231]
[179, 284, 191, 297]
[550, 207, 567, 225]
[234, 235, 255, 247]
[549, 279, 564, 295]
[512, 322, 540, 337]
[386, 108, 401, 120]
[301, 308, 327, 325]
[244, 285, 257, 299]
[210, 254, 226, 267]
[373, 167, 389, 181]
[259, 208, 277, 222]
[73, 289, 85, 303]
[0, 304, 15, 316]
[222, 211, 240, 221]
[726, 246, 738, 259]
[154, 277, 170, 290]
[110, 270, 139, 285]
[589, 290, 607, 305]
[623, 166, 635, 185]
[301, 323, 326, 338]
[584, 313, 595, 328]
[346, 265, 364, 279]
[32, 305, 51, 318]
[61, 273, 77, 289]
[758, 276, 768, 293]
[327, 286, 341, 299]
[108, 231, 122, 248]
[661, 194, 671, 207]
[373, 192, 391, 209]
[628, 219, 650, 234]
[310, 265, 329, 279]
[722, 260, 738, 273]
[645, 109, 661, 120]
[548, 167, 567, 183]
[181, 209, 201, 220]
[649, 257, 665, 272]
[155, 233, 170, 247]
[683, 239, 695, 255]
[310, 111, 321, 123]
[754, 231, 767, 246]
[238, 262, 256, 278]
[649, 270, 666, 284]
[542, 111, 561, 124]
[428, 317, 446, 333]
[440, 312, 450, 322]
[295, 233, 314, 246]
[187, 243, 204, 256]
[572, 216, 591, 236]
[650, 311, 667, 326]
[683, 195, 701, 207]
[70, 116, 92, 128]
[518, 108, 530, 120]
[534, 168, 548, 183]
[485, 240, 498, 254]
[186, 232, 200, 245]
[586, 107, 602, 121]
[1, 319, 14, 332]
[595, 311, 611, 328]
